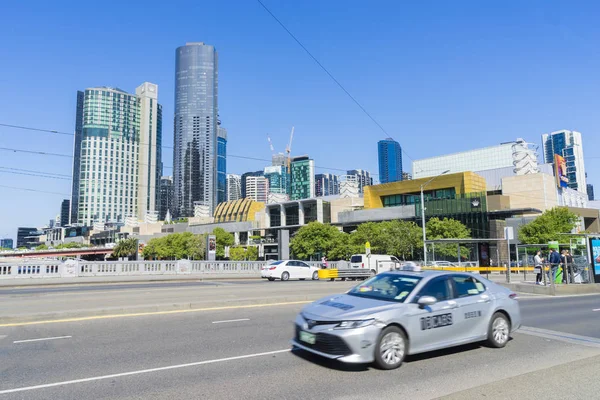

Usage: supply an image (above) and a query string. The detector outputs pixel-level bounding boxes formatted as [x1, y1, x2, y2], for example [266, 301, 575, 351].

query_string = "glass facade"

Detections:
[227, 174, 241, 201]
[174, 43, 219, 217]
[291, 156, 315, 200]
[542, 130, 586, 193]
[217, 127, 227, 204]
[159, 176, 174, 220]
[314, 173, 339, 197]
[412, 143, 515, 179]
[73, 84, 161, 226]
[0, 238, 13, 249]
[378, 139, 402, 183]
[382, 188, 456, 207]
[70, 91, 84, 224]
[60, 199, 70, 227]
[264, 165, 290, 195]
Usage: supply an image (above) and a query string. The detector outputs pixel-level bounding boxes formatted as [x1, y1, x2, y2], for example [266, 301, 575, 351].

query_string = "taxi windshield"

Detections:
[347, 274, 422, 303]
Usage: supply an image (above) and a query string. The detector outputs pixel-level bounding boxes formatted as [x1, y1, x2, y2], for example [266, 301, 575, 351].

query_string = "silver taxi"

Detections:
[291, 270, 521, 370]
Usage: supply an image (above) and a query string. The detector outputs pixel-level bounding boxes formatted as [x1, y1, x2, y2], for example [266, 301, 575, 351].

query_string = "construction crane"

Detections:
[266, 135, 275, 154]
[285, 126, 294, 171]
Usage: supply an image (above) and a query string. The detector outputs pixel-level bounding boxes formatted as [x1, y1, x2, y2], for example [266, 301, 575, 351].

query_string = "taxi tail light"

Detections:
[362, 263, 364, 268]
[509, 293, 518, 300]
[269, 266, 277, 270]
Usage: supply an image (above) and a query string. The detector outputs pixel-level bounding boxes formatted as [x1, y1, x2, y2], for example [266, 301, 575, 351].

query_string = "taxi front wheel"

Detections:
[486, 312, 511, 348]
[374, 326, 407, 370]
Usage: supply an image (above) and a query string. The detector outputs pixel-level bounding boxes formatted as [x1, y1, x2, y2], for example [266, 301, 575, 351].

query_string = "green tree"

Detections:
[213, 228, 234, 259]
[229, 246, 247, 261]
[426, 217, 471, 259]
[246, 246, 259, 261]
[518, 207, 579, 244]
[35, 244, 48, 250]
[379, 220, 423, 260]
[290, 222, 348, 260]
[112, 238, 138, 259]
[142, 232, 206, 260]
[55, 242, 86, 249]
[349, 222, 385, 255]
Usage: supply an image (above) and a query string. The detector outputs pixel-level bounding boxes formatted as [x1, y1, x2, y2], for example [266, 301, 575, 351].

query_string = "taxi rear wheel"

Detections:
[312, 271, 319, 280]
[374, 326, 407, 370]
[281, 271, 290, 281]
[487, 312, 511, 348]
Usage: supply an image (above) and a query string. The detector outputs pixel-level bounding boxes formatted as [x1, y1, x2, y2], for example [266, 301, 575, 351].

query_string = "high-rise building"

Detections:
[587, 184, 595, 201]
[542, 130, 587, 193]
[72, 83, 162, 226]
[70, 91, 84, 224]
[272, 153, 286, 167]
[159, 176, 174, 221]
[174, 42, 219, 217]
[241, 171, 263, 198]
[402, 172, 412, 181]
[346, 169, 372, 194]
[264, 165, 290, 195]
[245, 176, 269, 203]
[226, 174, 241, 201]
[412, 141, 525, 180]
[16, 227, 42, 249]
[291, 156, 315, 200]
[217, 126, 227, 204]
[60, 199, 70, 227]
[315, 173, 339, 197]
[378, 138, 403, 183]
[0, 238, 14, 249]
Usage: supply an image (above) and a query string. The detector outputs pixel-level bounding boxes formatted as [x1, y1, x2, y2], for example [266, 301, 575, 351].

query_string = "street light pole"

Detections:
[421, 170, 450, 266]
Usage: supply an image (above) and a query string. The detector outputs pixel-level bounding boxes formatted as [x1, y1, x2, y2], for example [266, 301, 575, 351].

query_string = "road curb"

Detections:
[0, 295, 315, 326]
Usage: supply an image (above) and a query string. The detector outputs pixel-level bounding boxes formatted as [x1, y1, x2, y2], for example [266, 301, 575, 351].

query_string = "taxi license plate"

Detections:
[299, 331, 316, 345]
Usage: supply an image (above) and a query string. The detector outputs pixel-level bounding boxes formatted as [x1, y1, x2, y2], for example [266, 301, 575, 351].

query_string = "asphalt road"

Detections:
[1, 295, 600, 399]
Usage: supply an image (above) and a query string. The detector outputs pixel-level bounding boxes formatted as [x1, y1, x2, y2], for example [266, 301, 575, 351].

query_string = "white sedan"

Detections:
[261, 260, 320, 281]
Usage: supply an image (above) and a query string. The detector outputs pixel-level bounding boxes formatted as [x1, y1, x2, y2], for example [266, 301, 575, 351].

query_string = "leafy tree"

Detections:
[518, 207, 579, 244]
[17, 247, 27, 251]
[229, 246, 247, 261]
[379, 220, 423, 260]
[349, 222, 385, 255]
[142, 232, 205, 260]
[246, 246, 259, 261]
[213, 228, 234, 259]
[290, 222, 348, 260]
[112, 238, 138, 259]
[426, 217, 471, 259]
[35, 244, 49, 250]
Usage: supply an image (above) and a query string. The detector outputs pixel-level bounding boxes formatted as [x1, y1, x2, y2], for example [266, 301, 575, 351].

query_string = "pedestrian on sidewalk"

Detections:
[565, 250, 574, 283]
[548, 249, 561, 284]
[560, 250, 569, 284]
[534, 250, 544, 285]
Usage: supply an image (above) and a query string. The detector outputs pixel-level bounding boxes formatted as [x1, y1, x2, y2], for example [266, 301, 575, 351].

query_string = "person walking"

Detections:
[534, 250, 544, 285]
[565, 250, 574, 283]
[548, 249, 561, 284]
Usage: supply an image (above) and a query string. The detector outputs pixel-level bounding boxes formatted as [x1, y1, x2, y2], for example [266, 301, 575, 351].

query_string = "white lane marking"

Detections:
[211, 318, 250, 324]
[13, 336, 72, 344]
[0, 349, 290, 395]
[517, 326, 600, 348]
[593, 308, 600, 312]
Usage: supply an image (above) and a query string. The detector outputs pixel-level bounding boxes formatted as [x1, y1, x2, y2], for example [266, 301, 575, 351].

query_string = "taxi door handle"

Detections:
[477, 295, 490, 303]
[443, 301, 458, 309]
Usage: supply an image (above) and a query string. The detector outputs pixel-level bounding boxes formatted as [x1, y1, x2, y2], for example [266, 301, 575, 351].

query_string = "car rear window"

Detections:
[270, 261, 284, 265]
[350, 255, 362, 263]
[348, 274, 422, 303]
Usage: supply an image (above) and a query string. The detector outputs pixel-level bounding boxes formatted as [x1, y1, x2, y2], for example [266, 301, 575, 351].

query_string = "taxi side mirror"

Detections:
[417, 296, 437, 308]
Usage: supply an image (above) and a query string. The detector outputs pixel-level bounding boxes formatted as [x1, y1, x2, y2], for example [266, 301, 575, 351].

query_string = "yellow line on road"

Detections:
[0, 300, 311, 328]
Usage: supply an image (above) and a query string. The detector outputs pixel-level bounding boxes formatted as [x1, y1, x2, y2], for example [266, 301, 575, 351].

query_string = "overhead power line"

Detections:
[255, 0, 416, 163]
[0, 184, 69, 196]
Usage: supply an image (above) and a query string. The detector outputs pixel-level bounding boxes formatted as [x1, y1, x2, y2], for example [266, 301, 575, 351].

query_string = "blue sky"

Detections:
[1, 0, 599, 242]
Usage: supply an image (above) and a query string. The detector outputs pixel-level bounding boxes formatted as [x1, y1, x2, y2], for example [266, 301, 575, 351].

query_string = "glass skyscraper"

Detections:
[378, 138, 403, 184]
[72, 84, 162, 226]
[217, 126, 227, 204]
[315, 173, 339, 197]
[542, 130, 587, 194]
[159, 176, 174, 220]
[291, 156, 315, 200]
[70, 91, 84, 224]
[174, 42, 219, 217]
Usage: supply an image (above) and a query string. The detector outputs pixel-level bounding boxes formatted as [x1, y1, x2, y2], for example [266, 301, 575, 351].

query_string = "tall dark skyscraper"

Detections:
[70, 91, 84, 224]
[378, 138, 403, 184]
[588, 184, 595, 201]
[159, 176, 174, 220]
[217, 126, 227, 204]
[174, 42, 219, 217]
[60, 199, 70, 227]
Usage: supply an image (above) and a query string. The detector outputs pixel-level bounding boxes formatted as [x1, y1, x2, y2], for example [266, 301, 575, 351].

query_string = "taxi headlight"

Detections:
[334, 319, 375, 330]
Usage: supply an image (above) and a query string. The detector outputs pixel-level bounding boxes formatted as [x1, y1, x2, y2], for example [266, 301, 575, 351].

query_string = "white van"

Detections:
[349, 254, 401, 275]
